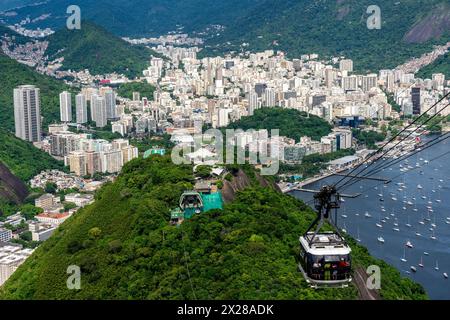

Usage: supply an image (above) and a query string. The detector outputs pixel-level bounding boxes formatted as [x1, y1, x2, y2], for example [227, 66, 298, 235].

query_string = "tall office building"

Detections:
[14, 85, 42, 142]
[104, 90, 116, 119]
[75, 93, 88, 124]
[59, 91, 72, 122]
[91, 95, 108, 128]
[411, 87, 421, 115]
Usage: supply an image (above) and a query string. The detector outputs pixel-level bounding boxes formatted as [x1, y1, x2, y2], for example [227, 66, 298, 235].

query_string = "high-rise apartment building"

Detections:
[362, 74, 378, 92]
[91, 95, 108, 128]
[59, 91, 72, 122]
[75, 93, 88, 124]
[104, 90, 116, 119]
[14, 85, 42, 142]
[339, 59, 353, 73]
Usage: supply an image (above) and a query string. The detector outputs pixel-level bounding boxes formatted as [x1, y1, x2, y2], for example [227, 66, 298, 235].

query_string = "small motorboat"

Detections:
[444, 273, 448, 279]
[406, 241, 413, 248]
[377, 237, 385, 244]
[411, 266, 417, 272]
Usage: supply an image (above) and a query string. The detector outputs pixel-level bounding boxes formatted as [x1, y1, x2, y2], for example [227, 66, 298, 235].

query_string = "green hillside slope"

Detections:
[45, 21, 158, 78]
[417, 52, 450, 79]
[0, 156, 426, 300]
[0, 128, 64, 182]
[0, 53, 71, 131]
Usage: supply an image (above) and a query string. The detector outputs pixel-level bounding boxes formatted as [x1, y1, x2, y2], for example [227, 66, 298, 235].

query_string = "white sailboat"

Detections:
[377, 236, 385, 244]
[435, 261, 439, 271]
[406, 215, 412, 228]
[401, 247, 407, 262]
[356, 227, 361, 243]
[418, 257, 424, 268]
[406, 240, 413, 248]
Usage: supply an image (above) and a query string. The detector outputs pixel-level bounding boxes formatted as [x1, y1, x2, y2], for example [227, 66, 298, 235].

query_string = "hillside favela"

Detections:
[0, 0, 450, 313]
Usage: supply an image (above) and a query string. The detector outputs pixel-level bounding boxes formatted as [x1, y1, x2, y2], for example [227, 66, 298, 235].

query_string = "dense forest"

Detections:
[45, 22, 157, 78]
[0, 155, 426, 299]
[0, 53, 71, 131]
[226, 108, 332, 142]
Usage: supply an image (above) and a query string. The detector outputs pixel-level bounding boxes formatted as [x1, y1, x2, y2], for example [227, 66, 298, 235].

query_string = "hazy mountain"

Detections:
[2, 0, 449, 72]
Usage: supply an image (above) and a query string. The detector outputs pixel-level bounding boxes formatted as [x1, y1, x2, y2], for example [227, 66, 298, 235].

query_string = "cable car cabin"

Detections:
[299, 231, 352, 288]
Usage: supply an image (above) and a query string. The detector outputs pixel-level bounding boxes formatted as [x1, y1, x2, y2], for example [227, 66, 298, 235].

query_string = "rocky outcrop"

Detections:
[0, 161, 28, 205]
[221, 169, 281, 203]
[404, 4, 450, 44]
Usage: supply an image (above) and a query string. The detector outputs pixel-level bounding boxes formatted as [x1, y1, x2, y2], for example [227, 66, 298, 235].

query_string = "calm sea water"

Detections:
[290, 136, 450, 299]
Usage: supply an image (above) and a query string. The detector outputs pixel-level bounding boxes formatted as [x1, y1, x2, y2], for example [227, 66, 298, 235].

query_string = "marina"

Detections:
[290, 136, 450, 299]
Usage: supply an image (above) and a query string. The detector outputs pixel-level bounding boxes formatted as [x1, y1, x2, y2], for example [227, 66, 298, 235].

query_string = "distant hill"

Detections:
[226, 108, 332, 142]
[3, 0, 449, 72]
[204, 0, 450, 73]
[0, 0, 34, 11]
[0, 156, 427, 299]
[0, 52, 71, 131]
[45, 21, 159, 78]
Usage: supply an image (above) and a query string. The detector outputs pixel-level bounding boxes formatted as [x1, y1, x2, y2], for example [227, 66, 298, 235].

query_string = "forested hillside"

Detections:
[45, 22, 158, 78]
[0, 156, 426, 300]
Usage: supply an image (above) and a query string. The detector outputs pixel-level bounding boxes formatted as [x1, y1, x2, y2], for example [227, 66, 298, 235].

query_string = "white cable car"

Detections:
[298, 186, 352, 288]
[299, 232, 352, 288]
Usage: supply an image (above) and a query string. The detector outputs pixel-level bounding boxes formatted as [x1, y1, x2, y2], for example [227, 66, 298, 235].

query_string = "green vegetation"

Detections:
[45, 21, 157, 78]
[352, 129, 386, 149]
[386, 92, 402, 113]
[226, 108, 332, 142]
[0, 156, 426, 299]
[0, 53, 73, 131]
[195, 165, 212, 179]
[417, 52, 450, 79]
[415, 114, 448, 133]
[279, 149, 356, 179]
[116, 82, 156, 100]
[0, 128, 65, 181]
